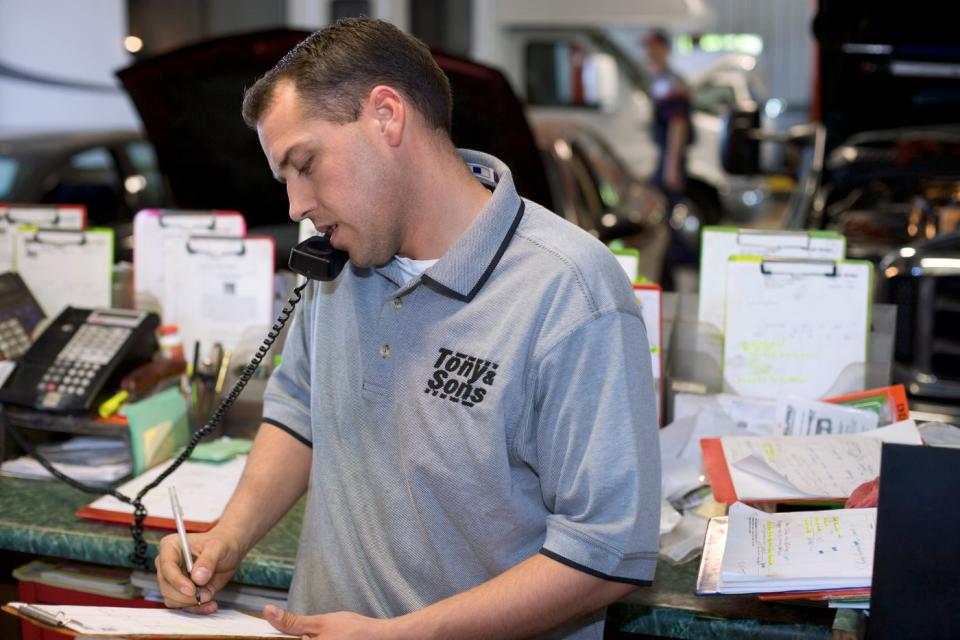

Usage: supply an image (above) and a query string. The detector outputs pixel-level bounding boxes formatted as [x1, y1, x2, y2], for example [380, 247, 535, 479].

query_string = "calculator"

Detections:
[0, 272, 45, 361]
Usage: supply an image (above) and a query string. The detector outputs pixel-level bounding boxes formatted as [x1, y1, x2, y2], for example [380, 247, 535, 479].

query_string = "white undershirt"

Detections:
[393, 255, 439, 286]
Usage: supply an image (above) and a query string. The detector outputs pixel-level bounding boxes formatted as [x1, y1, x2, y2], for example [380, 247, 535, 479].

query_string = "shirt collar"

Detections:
[377, 149, 525, 302]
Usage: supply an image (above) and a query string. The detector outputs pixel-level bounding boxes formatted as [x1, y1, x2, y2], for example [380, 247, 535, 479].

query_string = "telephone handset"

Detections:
[288, 233, 349, 282]
[0, 308, 159, 412]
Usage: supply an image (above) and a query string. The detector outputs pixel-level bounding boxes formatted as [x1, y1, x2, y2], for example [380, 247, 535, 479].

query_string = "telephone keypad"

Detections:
[44, 325, 133, 398]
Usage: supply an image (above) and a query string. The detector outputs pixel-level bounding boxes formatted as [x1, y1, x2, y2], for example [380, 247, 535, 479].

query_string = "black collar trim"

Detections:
[421, 199, 526, 303]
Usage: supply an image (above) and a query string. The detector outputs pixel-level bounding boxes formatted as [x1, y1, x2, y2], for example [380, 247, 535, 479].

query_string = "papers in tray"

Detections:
[716, 503, 875, 594]
[13, 560, 138, 599]
[702, 420, 922, 503]
[1, 455, 130, 485]
[76, 456, 247, 531]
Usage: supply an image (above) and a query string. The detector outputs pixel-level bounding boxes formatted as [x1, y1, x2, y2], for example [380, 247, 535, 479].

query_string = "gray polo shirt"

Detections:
[262, 149, 660, 639]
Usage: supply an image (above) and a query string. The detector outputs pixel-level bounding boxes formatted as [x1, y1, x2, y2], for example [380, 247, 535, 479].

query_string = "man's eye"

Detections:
[298, 159, 313, 176]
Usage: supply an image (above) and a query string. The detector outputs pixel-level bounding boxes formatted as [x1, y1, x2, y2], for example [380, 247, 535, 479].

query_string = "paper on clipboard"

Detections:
[78, 455, 247, 530]
[133, 209, 246, 313]
[0, 204, 86, 272]
[633, 283, 662, 423]
[697, 227, 845, 333]
[613, 248, 641, 283]
[162, 235, 274, 357]
[3, 602, 295, 638]
[722, 257, 872, 400]
[13, 227, 113, 317]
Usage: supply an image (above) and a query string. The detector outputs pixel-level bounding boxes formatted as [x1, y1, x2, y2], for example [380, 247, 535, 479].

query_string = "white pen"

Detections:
[168, 486, 202, 604]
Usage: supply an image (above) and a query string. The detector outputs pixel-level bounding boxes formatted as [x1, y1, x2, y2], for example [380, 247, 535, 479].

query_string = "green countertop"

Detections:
[0, 475, 299, 589]
[0, 475, 834, 638]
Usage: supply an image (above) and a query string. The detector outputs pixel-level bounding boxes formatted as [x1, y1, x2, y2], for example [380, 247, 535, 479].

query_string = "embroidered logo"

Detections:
[424, 347, 498, 407]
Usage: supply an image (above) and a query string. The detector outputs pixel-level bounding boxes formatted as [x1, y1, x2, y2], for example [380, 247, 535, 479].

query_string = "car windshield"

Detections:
[0, 155, 18, 200]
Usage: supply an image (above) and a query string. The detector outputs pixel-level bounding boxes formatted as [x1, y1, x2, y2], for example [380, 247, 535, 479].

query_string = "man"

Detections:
[643, 29, 695, 290]
[643, 29, 691, 210]
[156, 18, 660, 639]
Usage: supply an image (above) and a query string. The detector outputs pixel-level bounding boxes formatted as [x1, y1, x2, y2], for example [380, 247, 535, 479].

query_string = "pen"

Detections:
[168, 486, 202, 604]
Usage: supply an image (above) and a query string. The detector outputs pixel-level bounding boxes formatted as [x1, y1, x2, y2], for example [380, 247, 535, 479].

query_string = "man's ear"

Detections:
[367, 85, 405, 147]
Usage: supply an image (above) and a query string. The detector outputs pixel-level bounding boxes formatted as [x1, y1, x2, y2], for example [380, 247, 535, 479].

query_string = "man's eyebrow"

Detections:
[272, 144, 303, 183]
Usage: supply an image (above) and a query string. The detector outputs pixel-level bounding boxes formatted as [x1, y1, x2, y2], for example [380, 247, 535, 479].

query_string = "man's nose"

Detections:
[286, 182, 314, 222]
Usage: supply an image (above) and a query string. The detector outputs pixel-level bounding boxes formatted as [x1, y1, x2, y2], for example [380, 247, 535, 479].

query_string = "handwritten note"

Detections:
[718, 503, 876, 593]
[84, 456, 247, 524]
[723, 259, 872, 399]
[720, 421, 922, 501]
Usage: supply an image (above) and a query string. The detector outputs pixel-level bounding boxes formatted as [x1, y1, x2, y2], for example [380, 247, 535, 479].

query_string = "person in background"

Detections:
[643, 28, 695, 290]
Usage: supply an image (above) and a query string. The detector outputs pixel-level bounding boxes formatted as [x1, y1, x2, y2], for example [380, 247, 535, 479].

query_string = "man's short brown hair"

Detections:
[242, 18, 452, 133]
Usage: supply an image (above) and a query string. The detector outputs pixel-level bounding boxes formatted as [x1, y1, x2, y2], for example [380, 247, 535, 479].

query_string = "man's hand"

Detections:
[155, 528, 243, 614]
[264, 604, 394, 640]
[663, 161, 683, 193]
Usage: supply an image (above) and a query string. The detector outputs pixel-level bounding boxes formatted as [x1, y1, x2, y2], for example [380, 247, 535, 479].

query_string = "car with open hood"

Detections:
[116, 29, 553, 267]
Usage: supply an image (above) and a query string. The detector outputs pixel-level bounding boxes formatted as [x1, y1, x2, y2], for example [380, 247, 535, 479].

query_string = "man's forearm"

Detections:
[666, 116, 688, 173]
[393, 553, 640, 639]
[214, 423, 311, 554]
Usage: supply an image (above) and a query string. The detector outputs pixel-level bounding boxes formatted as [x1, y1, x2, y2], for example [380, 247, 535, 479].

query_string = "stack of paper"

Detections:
[717, 503, 875, 594]
[702, 420, 922, 503]
[0, 455, 130, 484]
[13, 560, 138, 599]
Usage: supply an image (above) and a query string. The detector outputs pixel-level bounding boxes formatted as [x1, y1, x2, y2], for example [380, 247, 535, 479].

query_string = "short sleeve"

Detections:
[531, 311, 661, 584]
[261, 287, 314, 447]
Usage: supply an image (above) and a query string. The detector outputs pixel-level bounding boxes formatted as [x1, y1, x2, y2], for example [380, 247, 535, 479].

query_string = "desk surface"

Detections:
[0, 475, 834, 639]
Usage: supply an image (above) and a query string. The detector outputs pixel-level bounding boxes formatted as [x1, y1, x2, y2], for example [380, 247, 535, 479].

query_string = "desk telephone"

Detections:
[2, 234, 347, 568]
[0, 308, 159, 412]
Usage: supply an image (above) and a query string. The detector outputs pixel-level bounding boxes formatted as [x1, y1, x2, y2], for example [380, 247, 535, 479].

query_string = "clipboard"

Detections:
[76, 456, 247, 532]
[697, 227, 845, 334]
[133, 209, 246, 313]
[160, 235, 275, 360]
[722, 257, 872, 400]
[12, 226, 114, 317]
[612, 247, 641, 283]
[2, 603, 295, 638]
[0, 204, 86, 272]
[633, 283, 663, 424]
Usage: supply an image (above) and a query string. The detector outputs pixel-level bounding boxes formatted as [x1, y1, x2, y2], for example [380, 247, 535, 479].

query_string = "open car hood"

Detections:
[117, 29, 552, 237]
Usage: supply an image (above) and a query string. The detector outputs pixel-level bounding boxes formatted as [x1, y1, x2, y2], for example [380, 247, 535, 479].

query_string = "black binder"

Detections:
[868, 442, 960, 638]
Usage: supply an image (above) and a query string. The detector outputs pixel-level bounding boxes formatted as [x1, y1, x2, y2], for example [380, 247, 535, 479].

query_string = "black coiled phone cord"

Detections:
[4, 281, 308, 569]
